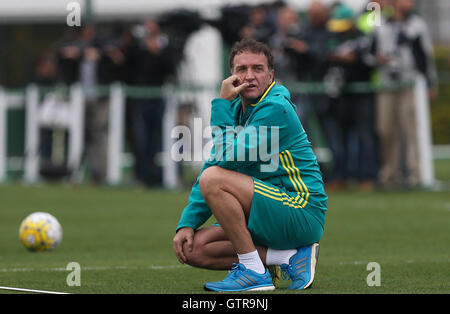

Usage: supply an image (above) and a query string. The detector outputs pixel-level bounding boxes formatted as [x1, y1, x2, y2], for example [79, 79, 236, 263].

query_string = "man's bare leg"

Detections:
[183, 226, 268, 270]
[199, 166, 254, 253]
[195, 166, 266, 273]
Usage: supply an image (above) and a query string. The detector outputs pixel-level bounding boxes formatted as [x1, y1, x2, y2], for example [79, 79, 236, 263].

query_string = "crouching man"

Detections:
[173, 39, 327, 292]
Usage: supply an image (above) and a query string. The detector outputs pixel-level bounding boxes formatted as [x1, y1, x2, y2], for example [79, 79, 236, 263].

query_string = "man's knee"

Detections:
[183, 234, 213, 269]
[199, 166, 224, 198]
[199, 166, 254, 214]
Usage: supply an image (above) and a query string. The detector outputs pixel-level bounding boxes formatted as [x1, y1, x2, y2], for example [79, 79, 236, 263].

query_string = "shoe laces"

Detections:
[228, 263, 246, 278]
[280, 264, 295, 280]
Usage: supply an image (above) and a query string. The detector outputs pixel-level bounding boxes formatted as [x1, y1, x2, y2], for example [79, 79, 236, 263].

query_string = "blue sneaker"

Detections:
[204, 263, 275, 292]
[281, 243, 320, 290]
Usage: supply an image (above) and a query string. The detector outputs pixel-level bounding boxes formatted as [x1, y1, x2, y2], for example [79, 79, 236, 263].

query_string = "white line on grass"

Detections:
[0, 265, 186, 294]
[0, 286, 70, 294]
[0, 264, 186, 273]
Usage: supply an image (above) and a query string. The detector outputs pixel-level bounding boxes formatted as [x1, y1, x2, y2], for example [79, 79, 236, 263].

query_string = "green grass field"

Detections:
[0, 181, 449, 294]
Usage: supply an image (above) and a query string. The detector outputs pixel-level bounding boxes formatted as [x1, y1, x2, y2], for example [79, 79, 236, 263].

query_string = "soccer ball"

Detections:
[19, 212, 63, 251]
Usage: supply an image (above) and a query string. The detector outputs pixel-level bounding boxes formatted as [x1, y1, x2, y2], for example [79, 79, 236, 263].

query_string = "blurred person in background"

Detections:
[239, 4, 275, 43]
[354, 0, 393, 190]
[55, 24, 125, 184]
[31, 53, 60, 177]
[33, 53, 58, 87]
[267, 6, 305, 126]
[55, 28, 82, 85]
[129, 19, 176, 187]
[375, 0, 438, 189]
[79, 24, 127, 184]
[77, 24, 110, 185]
[114, 25, 141, 176]
[268, 5, 302, 85]
[55, 25, 110, 183]
[324, 3, 378, 191]
[285, 1, 334, 144]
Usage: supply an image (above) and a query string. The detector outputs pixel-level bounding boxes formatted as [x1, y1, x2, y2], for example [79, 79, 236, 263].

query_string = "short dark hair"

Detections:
[229, 38, 274, 72]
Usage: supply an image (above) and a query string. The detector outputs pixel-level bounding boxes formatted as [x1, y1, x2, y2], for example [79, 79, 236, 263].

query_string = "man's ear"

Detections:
[269, 69, 274, 83]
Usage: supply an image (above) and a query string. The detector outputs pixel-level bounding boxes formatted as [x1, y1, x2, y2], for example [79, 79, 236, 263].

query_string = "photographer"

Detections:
[324, 3, 378, 190]
[375, 0, 438, 189]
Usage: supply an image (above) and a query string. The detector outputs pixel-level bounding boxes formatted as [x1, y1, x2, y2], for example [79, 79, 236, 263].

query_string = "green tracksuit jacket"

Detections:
[176, 82, 327, 233]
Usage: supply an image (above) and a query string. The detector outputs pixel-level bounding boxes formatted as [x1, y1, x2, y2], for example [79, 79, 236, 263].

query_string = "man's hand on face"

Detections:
[219, 75, 249, 102]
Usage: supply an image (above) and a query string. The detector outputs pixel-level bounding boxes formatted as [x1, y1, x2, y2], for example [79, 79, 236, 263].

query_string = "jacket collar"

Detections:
[250, 81, 276, 107]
